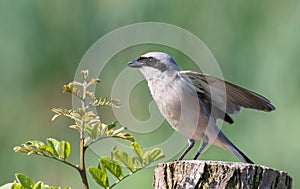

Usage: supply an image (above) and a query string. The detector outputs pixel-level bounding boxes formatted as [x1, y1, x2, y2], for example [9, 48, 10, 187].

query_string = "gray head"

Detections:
[128, 52, 181, 80]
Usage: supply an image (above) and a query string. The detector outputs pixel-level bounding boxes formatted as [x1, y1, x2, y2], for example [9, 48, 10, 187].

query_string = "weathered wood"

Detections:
[153, 160, 292, 189]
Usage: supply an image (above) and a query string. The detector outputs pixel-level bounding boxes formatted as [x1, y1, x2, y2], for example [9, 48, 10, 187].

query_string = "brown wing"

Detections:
[178, 71, 275, 123]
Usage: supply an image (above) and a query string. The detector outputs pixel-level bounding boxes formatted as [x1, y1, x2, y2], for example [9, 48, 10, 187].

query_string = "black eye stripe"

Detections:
[137, 56, 155, 61]
[136, 56, 168, 71]
[136, 56, 158, 66]
[137, 56, 148, 61]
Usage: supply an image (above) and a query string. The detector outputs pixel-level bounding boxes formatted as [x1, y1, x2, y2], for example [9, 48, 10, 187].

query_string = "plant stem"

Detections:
[78, 78, 89, 189]
[52, 157, 79, 171]
[79, 137, 89, 189]
[109, 168, 142, 189]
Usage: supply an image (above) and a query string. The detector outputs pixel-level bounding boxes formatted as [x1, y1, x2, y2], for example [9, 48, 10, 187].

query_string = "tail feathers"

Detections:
[225, 142, 254, 164]
[207, 123, 254, 163]
[214, 131, 254, 164]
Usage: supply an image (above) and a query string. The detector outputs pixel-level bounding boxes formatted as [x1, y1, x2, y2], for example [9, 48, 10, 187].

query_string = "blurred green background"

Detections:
[1, 0, 300, 188]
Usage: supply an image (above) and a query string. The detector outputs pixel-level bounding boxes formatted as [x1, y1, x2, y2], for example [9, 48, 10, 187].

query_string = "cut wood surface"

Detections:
[153, 160, 292, 189]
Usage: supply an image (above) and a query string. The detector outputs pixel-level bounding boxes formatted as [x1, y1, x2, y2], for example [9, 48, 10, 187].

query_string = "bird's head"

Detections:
[128, 52, 180, 80]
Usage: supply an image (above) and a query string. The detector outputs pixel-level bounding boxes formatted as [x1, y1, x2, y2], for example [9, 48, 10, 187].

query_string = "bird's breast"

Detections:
[148, 78, 207, 139]
[148, 79, 182, 123]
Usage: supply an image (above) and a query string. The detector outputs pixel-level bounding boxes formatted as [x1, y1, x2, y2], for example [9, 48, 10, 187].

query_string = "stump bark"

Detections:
[153, 160, 292, 189]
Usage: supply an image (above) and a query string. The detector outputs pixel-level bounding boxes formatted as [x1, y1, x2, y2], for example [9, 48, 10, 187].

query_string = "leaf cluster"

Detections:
[0, 173, 70, 189]
[52, 106, 134, 147]
[62, 70, 119, 108]
[2, 70, 165, 189]
[89, 142, 164, 188]
[51, 70, 130, 147]
[13, 138, 71, 161]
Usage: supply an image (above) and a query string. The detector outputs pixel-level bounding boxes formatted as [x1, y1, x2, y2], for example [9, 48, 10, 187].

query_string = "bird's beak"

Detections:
[128, 60, 143, 68]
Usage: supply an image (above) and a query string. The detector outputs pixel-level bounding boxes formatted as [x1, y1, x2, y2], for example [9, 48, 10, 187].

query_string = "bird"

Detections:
[127, 52, 275, 164]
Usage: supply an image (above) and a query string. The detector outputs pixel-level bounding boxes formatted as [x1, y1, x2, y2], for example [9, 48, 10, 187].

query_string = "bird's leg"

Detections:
[178, 139, 195, 160]
[193, 134, 209, 160]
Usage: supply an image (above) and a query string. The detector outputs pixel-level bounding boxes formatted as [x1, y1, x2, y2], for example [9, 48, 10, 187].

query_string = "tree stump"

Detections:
[153, 160, 292, 189]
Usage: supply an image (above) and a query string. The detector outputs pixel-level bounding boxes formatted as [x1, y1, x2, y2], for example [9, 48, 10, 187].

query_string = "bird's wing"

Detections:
[177, 71, 275, 123]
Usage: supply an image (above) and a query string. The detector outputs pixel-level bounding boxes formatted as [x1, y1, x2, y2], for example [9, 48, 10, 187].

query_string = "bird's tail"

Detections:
[216, 131, 254, 164]
[225, 142, 254, 164]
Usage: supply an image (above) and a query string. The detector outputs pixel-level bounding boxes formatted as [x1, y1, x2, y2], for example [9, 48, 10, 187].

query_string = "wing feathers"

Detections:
[178, 71, 275, 122]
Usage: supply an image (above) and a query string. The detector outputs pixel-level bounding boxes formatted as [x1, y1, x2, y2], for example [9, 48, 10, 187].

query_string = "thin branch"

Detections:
[110, 168, 142, 189]
[79, 137, 89, 189]
[28, 153, 79, 171]
[52, 156, 79, 171]
[77, 74, 89, 189]
[84, 135, 133, 148]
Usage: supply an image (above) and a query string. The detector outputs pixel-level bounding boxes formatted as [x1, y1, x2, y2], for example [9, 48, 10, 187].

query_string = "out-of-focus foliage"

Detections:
[1, 0, 300, 188]
[0, 173, 71, 189]
[2, 70, 164, 188]
[89, 143, 164, 189]
[14, 139, 71, 161]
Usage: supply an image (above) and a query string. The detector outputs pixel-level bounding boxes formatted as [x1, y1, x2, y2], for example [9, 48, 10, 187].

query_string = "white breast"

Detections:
[147, 77, 207, 140]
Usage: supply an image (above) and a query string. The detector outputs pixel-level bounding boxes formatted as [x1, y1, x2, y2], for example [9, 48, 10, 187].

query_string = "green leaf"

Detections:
[89, 166, 109, 188]
[63, 82, 74, 93]
[116, 133, 134, 142]
[15, 173, 35, 189]
[13, 146, 25, 153]
[81, 70, 89, 80]
[143, 148, 165, 165]
[39, 145, 54, 156]
[85, 123, 100, 139]
[150, 148, 165, 161]
[31, 141, 44, 147]
[112, 149, 134, 172]
[130, 142, 143, 164]
[131, 157, 139, 172]
[51, 114, 60, 121]
[100, 156, 124, 179]
[27, 151, 37, 155]
[47, 138, 59, 157]
[32, 182, 42, 189]
[57, 141, 71, 160]
[0, 183, 15, 189]
[91, 97, 120, 107]
[11, 183, 23, 189]
[107, 121, 117, 130]
[111, 146, 117, 159]
[69, 125, 81, 131]
[32, 181, 56, 189]
[112, 127, 126, 135]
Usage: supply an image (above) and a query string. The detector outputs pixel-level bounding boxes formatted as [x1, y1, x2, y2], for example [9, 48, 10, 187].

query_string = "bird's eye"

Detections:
[146, 57, 157, 66]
